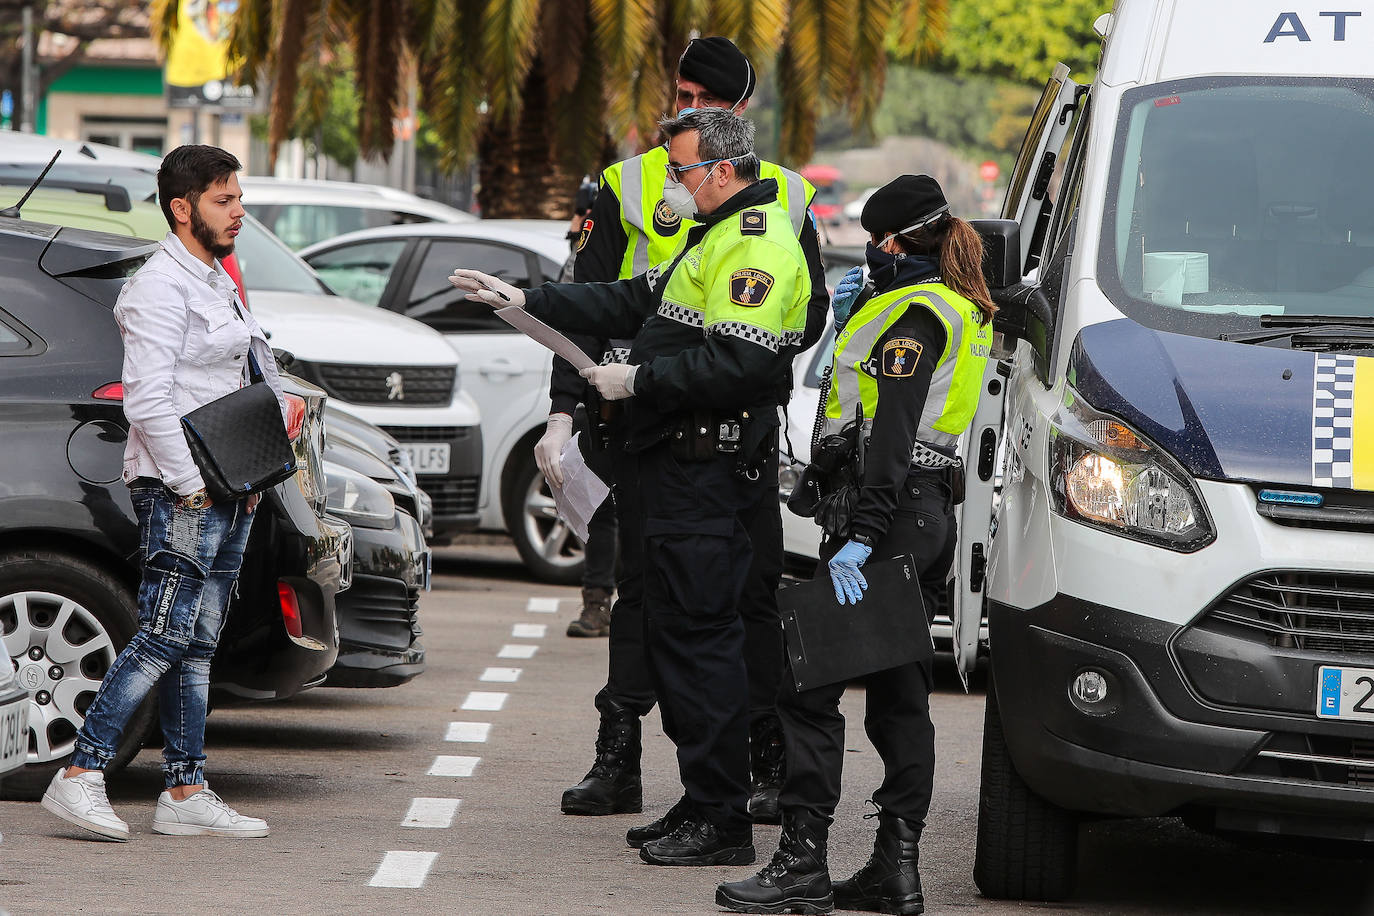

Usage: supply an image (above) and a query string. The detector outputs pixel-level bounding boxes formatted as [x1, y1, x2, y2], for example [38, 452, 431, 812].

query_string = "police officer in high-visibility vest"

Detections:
[453, 109, 810, 866]
[544, 36, 830, 829]
[718, 175, 995, 914]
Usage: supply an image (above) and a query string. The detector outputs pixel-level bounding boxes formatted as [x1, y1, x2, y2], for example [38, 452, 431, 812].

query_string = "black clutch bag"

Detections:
[180, 348, 297, 502]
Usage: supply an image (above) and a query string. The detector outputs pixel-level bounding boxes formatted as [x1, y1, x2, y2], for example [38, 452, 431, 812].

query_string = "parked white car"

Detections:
[299, 221, 583, 582]
[239, 176, 475, 250]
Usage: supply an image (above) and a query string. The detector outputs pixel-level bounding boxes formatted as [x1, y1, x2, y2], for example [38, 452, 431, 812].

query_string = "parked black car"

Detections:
[321, 420, 429, 688]
[0, 218, 350, 799]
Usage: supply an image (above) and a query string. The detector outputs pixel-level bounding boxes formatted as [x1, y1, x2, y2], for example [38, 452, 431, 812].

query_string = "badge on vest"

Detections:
[730, 268, 774, 307]
[882, 338, 922, 377]
[653, 198, 682, 234]
[576, 218, 594, 252]
[740, 209, 766, 235]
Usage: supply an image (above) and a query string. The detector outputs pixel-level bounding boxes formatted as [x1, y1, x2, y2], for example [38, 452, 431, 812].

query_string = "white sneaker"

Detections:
[41, 767, 130, 842]
[151, 785, 270, 837]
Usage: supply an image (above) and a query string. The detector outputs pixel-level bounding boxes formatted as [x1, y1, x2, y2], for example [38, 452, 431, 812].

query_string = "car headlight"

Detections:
[323, 461, 396, 527]
[1049, 390, 1214, 551]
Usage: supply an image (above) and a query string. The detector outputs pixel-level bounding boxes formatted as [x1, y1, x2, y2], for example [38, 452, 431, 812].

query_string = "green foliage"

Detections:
[249, 56, 362, 169]
[939, 0, 1110, 85]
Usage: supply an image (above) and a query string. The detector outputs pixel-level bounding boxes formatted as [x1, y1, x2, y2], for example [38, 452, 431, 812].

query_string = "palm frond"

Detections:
[268, 0, 319, 164]
[589, 0, 658, 131]
[351, 0, 407, 159]
[894, 0, 949, 63]
[148, 0, 181, 60]
[777, 0, 824, 165]
[539, 0, 589, 99]
[419, 0, 485, 171]
[475, 0, 541, 124]
[818, 0, 856, 103]
[292, 5, 339, 142]
[405, 0, 453, 58]
[846, 0, 896, 128]
[226, 0, 274, 81]
[707, 0, 787, 69]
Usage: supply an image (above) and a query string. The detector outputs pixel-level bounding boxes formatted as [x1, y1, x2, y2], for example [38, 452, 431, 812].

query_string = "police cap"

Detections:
[861, 174, 949, 235]
[678, 37, 756, 104]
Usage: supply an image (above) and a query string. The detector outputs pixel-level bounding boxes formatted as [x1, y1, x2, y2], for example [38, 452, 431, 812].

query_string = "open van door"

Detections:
[952, 67, 1082, 686]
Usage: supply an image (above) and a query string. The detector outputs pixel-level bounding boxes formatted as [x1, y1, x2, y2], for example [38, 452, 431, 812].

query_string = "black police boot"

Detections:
[559, 702, 642, 816]
[715, 812, 834, 914]
[639, 813, 755, 867]
[626, 795, 692, 848]
[832, 811, 925, 915]
[747, 715, 786, 825]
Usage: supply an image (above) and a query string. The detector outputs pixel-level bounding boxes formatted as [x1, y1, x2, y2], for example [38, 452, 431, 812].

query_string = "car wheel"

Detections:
[503, 451, 585, 585]
[973, 667, 1078, 901]
[0, 550, 154, 801]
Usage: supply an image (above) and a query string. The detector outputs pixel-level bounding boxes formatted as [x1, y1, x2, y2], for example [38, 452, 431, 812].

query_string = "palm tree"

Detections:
[156, 0, 947, 217]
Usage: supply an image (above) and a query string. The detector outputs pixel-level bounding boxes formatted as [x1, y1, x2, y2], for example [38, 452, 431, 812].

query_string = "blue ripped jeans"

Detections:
[71, 484, 253, 788]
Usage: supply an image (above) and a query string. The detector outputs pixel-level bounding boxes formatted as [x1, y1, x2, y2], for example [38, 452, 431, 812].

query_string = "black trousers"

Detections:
[573, 407, 618, 592]
[595, 441, 784, 727]
[777, 468, 956, 833]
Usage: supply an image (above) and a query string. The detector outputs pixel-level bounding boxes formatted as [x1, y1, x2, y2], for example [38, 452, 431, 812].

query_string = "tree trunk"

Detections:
[475, 56, 579, 220]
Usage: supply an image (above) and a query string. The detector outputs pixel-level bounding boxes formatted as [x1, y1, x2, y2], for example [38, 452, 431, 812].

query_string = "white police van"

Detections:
[956, 0, 1374, 899]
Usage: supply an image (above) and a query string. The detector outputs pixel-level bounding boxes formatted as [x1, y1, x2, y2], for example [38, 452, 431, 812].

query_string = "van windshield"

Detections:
[1100, 77, 1374, 337]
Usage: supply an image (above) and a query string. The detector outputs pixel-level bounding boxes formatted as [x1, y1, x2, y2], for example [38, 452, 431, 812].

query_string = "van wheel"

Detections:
[503, 452, 585, 585]
[0, 550, 155, 801]
[974, 668, 1078, 901]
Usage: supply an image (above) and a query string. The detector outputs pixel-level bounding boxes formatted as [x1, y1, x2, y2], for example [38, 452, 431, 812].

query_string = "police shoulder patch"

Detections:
[576, 218, 594, 252]
[730, 268, 774, 307]
[881, 338, 922, 378]
[739, 209, 767, 235]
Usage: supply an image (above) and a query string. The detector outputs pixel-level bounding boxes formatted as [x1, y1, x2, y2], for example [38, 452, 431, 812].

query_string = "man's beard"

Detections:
[190, 204, 235, 260]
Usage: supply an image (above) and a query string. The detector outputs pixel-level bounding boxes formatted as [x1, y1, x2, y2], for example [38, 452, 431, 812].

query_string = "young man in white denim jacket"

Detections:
[41, 145, 287, 842]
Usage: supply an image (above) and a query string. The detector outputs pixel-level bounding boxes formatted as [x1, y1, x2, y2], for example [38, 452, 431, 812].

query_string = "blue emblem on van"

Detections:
[1257, 489, 1324, 507]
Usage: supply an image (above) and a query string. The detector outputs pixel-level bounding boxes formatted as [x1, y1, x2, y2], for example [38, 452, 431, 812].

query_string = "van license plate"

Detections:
[402, 443, 451, 475]
[1316, 665, 1374, 720]
[0, 697, 29, 771]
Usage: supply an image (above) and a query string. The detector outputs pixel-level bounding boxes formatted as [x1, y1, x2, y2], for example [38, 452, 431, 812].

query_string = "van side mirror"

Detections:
[971, 218, 1051, 346]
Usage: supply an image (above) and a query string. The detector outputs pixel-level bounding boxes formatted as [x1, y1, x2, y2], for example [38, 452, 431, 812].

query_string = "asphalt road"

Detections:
[1, 540, 1372, 915]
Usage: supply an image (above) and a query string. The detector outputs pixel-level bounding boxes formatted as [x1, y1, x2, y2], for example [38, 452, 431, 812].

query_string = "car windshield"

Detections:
[234, 216, 332, 295]
[1100, 77, 1374, 338]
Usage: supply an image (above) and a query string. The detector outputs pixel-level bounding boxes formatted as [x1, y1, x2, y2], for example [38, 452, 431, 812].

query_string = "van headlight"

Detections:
[1049, 391, 1214, 551]
[323, 462, 396, 527]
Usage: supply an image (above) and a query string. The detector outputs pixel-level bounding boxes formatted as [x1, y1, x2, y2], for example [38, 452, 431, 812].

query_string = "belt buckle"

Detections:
[716, 419, 741, 454]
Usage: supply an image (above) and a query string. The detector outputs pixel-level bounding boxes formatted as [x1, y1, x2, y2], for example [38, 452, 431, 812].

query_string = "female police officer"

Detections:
[717, 174, 995, 914]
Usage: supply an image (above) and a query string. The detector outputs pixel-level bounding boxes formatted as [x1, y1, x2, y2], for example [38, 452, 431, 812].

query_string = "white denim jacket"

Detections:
[116, 232, 288, 496]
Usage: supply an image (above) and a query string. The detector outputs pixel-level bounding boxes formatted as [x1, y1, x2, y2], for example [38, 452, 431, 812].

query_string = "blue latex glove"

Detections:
[830, 266, 864, 327]
[828, 539, 874, 605]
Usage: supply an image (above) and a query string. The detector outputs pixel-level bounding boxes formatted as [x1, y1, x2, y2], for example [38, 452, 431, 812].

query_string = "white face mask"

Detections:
[663, 164, 718, 221]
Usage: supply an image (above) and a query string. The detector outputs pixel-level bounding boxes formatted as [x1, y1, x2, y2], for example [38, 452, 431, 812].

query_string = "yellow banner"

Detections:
[165, 0, 234, 88]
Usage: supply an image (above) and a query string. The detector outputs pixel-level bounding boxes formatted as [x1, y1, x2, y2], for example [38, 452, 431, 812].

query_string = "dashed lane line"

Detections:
[445, 721, 491, 742]
[461, 691, 508, 711]
[512, 623, 547, 638]
[480, 667, 522, 682]
[498, 643, 538, 659]
[526, 597, 561, 613]
[369, 851, 438, 888]
[402, 798, 462, 829]
[429, 755, 481, 777]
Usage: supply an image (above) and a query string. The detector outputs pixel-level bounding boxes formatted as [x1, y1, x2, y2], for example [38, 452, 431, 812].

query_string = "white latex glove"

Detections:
[535, 413, 574, 488]
[447, 269, 525, 308]
[580, 364, 636, 401]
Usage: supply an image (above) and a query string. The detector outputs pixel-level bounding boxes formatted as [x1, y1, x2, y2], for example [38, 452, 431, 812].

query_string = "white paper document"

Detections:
[552, 433, 610, 543]
[495, 307, 596, 371]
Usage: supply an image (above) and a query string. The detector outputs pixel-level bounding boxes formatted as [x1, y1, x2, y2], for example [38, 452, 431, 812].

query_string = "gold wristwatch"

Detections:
[179, 489, 211, 509]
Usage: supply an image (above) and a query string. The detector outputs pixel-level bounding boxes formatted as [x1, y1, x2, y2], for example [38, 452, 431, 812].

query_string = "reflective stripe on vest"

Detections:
[601, 148, 816, 281]
[820, 283, 991, 458]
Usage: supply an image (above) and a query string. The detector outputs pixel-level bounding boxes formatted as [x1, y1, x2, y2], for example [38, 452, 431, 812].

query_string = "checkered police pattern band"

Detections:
[600, 347, 630, 365]
[708, 321, 781, 352]
[657, 301, 704, 328]
[1313, 353, 1356, 487]
[781, 329, 805, 348]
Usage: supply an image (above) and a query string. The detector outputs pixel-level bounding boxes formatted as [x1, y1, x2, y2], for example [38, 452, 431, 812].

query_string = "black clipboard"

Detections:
[778, 555, 932, 691]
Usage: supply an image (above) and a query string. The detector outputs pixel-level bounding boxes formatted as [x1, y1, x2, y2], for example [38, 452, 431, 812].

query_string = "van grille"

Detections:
[1207, 572, 1374, 656]
[314, 364, 454, 406]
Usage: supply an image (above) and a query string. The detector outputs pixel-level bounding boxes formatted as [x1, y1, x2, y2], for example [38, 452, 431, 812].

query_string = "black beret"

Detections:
[861, 174, 950, 235]
[678, 37, 756, 105]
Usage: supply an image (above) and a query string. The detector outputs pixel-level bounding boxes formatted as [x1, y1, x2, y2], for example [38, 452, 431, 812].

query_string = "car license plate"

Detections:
[1316, 665, 1374, 720]
[0, 696, 29, 773]
[402, 443, 451, 475]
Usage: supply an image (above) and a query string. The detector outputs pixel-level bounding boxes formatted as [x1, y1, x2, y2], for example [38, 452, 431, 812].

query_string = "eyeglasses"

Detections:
[665, 157, 726, 184]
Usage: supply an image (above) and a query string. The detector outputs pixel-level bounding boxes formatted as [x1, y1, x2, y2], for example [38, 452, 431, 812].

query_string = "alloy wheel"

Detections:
[521, 472, 585, 571]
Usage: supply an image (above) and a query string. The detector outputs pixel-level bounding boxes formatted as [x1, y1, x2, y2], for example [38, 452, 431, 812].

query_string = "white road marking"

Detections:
[445, 721, 491, 743]
[512, 623, 547, 638]
[480, 667, 522, 683]
[461, 691, 507, 711]
[498, 643, 538, 659]
[402, 798, 461, 829]
[526, 597, 561, 613]
[429, 755, 481, 777]
[369, 851, 438, 888]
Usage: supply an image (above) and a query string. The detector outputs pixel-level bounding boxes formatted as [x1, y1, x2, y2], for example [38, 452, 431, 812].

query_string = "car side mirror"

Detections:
[971, 218, 1051, 347]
